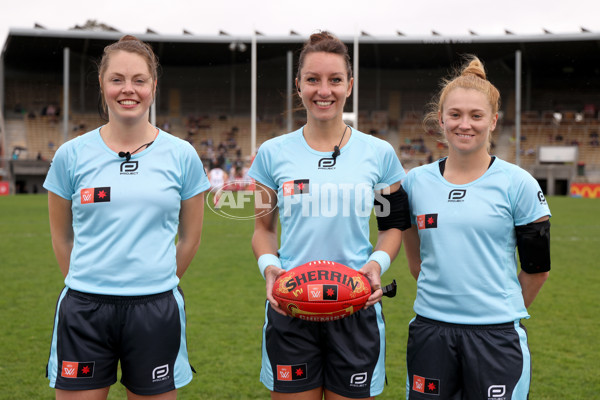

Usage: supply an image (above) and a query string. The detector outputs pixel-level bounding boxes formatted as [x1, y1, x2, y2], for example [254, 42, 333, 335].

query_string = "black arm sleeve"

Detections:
[374, 186, 411, 231]
[515, 220, 551, 273]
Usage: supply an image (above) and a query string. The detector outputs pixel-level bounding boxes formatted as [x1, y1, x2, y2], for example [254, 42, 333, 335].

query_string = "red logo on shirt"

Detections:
[80, 187, 111, 204]
[417, 214, 438, 230]
[282, 180, 310, 196]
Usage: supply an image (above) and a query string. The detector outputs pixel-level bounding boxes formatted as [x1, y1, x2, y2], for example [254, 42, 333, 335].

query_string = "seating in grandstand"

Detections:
[507, 112, 600, 168]
[4, 109, 599, 179]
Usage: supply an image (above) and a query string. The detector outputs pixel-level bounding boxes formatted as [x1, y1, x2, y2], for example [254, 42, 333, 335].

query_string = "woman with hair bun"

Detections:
[402, 56, 551, 399]
[249, 31, 410, 399]
[44, 35, 210, 399]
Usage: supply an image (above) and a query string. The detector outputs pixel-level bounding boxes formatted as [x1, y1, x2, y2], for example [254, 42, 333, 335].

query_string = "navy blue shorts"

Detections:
[260, 301, 386, 398]
[47, 287, 193, 395]
[406, 315, 531, 400]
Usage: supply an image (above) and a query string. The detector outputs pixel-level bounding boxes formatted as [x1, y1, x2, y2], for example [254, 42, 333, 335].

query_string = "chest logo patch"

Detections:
[282, 179, 310, 196]
[448, 189, 466, 202]
[81, 187, 111, 204]
[120, 160, 139, 175]
[318, 157, 336, 169]
[417, 213, 438, 230]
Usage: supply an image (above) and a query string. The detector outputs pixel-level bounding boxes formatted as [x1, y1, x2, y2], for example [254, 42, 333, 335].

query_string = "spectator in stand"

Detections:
[590, 131, 599, 147]
[44, 103, 60, 123]
[226, 130, 238, 150]
[208, 163, 229, 208]
[227, 159, 248, 191]
[217, 140, 228, 155]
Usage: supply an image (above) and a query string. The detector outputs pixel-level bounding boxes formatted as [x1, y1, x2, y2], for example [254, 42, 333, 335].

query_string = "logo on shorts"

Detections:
[488, 384, 506, 399]
[417, 214, 438, 230]
[413, 374, 440, 395]
[61, 361, 95, 378]
[152, 364, 170, 382]
[277, 364, 307, 381]
[308, 284, 338, 301]
[350, 372, 368, 388]
[80, 187, 111, 204]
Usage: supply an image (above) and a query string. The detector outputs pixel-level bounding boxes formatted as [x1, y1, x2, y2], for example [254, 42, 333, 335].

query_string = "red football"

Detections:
[272, 260, 372, 322]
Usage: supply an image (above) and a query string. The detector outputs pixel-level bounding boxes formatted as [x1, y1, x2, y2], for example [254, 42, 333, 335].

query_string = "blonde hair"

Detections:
[423, 55, 500, 149]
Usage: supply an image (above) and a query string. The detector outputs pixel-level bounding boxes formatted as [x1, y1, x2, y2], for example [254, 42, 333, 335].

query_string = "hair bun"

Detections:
[310, 31, 335, 45]
[461, 58, 487, 80]
[119, 35, 138, 43]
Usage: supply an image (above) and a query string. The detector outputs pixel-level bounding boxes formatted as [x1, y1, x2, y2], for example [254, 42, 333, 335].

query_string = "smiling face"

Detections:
[99, 50, 156, 124]
[439, 87, 498, 156]
[296, 51, 353, 124]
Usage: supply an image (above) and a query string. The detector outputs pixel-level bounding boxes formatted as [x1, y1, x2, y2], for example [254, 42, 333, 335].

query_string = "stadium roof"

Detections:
[3, 26, 600, 79]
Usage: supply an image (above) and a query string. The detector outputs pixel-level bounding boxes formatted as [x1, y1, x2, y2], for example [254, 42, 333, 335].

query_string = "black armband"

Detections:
[374, 186, 411, 231]
[516, 220, 551, 273]
[381, 279, 397, 298]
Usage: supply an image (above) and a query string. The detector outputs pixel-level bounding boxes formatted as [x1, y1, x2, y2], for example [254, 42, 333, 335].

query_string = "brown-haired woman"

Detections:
[249, 31, 410, 400]
[44, 35, 210, 399]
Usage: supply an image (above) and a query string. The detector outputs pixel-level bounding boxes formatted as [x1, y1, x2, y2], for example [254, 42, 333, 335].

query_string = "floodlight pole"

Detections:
[251, 32, 257, 156]
[353, 31, 359, 130]
[515, 50, 522, 167]
[63, 47, 70, 144]
[287, 50, 293, 133]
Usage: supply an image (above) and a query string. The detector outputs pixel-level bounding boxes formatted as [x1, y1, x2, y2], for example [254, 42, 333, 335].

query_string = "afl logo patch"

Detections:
[81, 187, 111, 204]
[61, 361, 95, 378]
[277, 364, 307, 381]
[282, 179, 310, 196]
[417, 214, 438, 230]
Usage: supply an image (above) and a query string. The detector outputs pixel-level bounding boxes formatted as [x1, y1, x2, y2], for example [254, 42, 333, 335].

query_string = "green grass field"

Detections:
[0, 194, 599, 399]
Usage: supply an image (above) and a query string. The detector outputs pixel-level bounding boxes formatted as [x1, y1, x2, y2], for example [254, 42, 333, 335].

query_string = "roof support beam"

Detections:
[63, 47, 70, 144]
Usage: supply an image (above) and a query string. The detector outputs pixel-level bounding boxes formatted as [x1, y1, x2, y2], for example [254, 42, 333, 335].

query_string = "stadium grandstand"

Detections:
[1, 22, 599, 196]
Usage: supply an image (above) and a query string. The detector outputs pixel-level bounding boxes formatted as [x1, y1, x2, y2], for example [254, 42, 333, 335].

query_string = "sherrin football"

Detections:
[272, 260, 372, 322]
